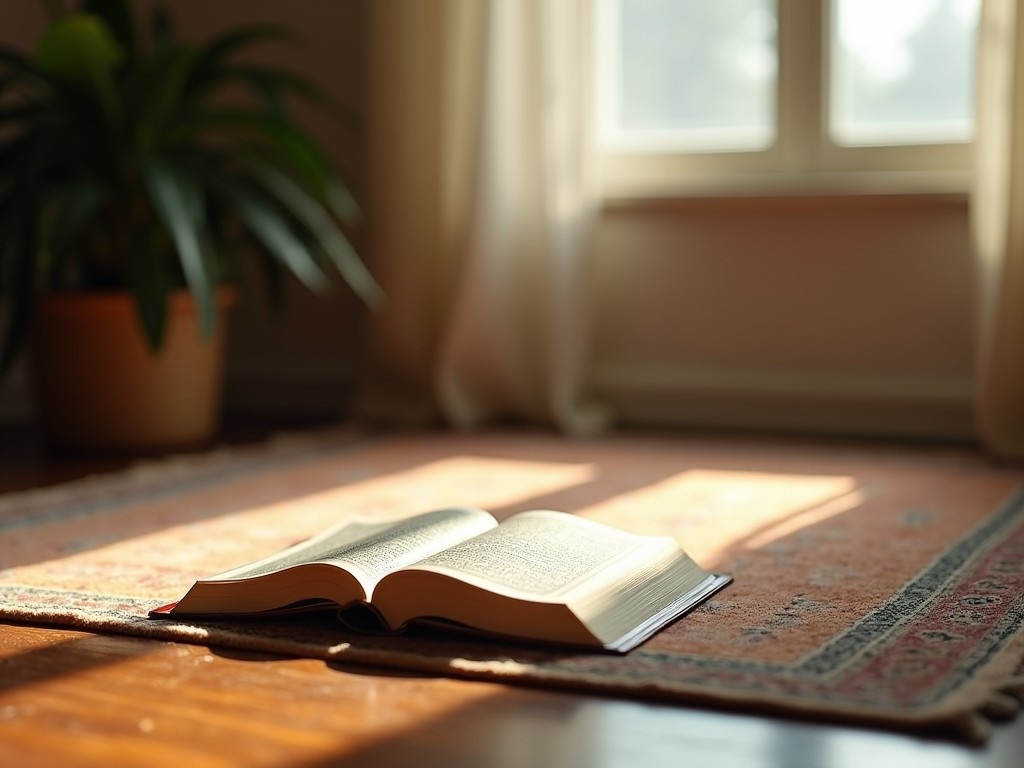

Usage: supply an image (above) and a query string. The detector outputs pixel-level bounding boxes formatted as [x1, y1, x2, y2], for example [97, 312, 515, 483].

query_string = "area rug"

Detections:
[2, 427, 1024, 743]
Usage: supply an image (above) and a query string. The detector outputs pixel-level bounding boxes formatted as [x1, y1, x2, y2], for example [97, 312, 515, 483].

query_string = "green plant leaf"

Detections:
[184, 24, 290, 103]
[1, 3, 375, 377]
[0, 44, 43, 76]
[140, 155, 216, 335]
[199, 62, 360, 137]
[191, 24, 289, 73]
[127, 223, 171, 350]
[35, 13, 124, 134]
[240, 68, 287, 120]
[250, 161, 383, 308]
[327, 178, 362, 228]
[81, 0, 137, 58]
[0, 46, 52, 106]
[221, 66, 323, 102]
[36, 13, 123, 84]
[213, 177, 331, 294]
[132, 45, 201, 149]
[46, 182, 107, 285]
[193, 110, 333, 193]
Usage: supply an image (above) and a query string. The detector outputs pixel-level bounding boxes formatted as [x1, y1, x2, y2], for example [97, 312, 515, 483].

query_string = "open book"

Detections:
[150, 507, 731, 653]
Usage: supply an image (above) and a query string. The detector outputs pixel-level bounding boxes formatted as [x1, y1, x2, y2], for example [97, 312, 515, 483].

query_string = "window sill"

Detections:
[598, 169, 971, 209]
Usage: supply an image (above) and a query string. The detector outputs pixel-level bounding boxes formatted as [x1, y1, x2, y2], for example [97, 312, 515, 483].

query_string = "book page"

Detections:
[210, 507, 497, 591]
[337, 507, 497, 586]
[404, 510, 664, 598]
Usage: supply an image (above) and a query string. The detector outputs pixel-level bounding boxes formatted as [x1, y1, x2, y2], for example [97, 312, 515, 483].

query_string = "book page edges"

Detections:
[150, 574, 733, 654]
[164, 563, 365, 615]
[601, 572, 733, 653]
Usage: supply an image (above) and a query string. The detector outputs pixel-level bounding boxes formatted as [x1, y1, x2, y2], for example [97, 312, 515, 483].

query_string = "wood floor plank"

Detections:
[2, 621, 1023, 768]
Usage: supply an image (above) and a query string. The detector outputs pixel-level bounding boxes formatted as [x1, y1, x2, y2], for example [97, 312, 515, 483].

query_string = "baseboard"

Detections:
[591, 364, 976, 441]
[4, 357, 978, 440]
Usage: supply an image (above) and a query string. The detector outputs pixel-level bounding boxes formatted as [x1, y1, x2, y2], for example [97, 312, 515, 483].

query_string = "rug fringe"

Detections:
[956, 674, 1024, 742]
[953, 712, 994, 744]
[980, 692, 1021, 720]
[1000, 675, 1024, 702]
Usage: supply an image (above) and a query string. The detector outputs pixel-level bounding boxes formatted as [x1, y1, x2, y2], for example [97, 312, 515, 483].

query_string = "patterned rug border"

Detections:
[0, 427, 377, 533]
[3, 428, 1024, 744]
[5, 585, 1023, 743]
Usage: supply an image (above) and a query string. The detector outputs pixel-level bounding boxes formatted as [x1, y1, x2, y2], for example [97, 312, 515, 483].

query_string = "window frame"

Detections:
[591, 0, 976, 200]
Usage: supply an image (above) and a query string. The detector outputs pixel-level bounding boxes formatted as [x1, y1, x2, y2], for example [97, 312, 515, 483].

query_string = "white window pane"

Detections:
[596, 0, 777, 152]
[831, 0, 980, 146]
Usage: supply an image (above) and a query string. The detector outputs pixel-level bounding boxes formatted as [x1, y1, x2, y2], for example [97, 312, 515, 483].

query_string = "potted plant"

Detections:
[0, 0, 382, 451]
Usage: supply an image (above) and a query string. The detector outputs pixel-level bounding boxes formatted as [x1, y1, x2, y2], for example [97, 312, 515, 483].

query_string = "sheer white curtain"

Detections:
[973, 0, 1024, 457]
[361, 0, 606, 433]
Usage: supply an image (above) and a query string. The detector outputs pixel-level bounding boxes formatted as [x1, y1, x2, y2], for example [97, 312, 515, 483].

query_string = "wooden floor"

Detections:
[2, 420, 1024, 767]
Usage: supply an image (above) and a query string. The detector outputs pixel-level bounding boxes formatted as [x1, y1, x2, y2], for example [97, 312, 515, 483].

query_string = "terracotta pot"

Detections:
[30, 289, 235, 453]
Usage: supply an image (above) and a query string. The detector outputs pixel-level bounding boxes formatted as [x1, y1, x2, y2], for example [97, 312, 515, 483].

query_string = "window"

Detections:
[595, 0, 777, 153]
[830, 0, 978, 146]
[592, 0, 981, 196]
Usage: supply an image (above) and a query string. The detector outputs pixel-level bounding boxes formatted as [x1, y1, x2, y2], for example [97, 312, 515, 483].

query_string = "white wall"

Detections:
[591, 193, 976, 439]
